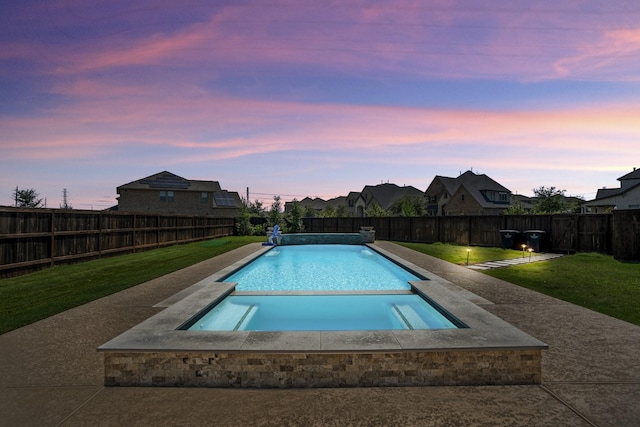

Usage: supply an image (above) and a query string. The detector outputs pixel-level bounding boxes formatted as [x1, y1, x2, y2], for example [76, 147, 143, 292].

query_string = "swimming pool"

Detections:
[223, 244, 418, 291]
[187, 294, 459, 331]
[99, 241, 548, 388]
[185, 244, 461, 331]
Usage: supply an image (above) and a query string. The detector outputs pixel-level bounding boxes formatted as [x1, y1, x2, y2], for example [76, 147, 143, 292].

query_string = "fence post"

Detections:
[50, 210, 55, 267]
[98, 211, 102, 256]
[133, 214, 137, 252]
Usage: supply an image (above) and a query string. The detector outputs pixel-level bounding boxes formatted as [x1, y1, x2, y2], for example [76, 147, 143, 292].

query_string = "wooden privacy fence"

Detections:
[0, 208, 235, 277]
[302, 212, 639, 261]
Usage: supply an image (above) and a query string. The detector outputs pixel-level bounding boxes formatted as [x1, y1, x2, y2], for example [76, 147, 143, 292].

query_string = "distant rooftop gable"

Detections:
[588, 167, 640, 202]
[118, 171, 222, 192]
[619, 167, 640, 181]
[456, 170, 511, 207]
[362, 183, 423, 210]
[432, 170, 511, 207]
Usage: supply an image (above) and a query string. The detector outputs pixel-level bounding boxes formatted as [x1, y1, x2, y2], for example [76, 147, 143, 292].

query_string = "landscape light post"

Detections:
[521, 244, 526, 258]
[466, 248, 471, 266]
[528, 248, 533, 262]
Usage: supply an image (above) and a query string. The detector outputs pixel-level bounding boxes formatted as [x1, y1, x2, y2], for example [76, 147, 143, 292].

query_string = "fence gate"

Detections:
[550, 215, 577, 253]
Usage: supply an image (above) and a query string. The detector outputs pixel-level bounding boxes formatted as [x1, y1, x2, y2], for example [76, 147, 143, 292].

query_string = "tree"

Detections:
[303, 205, 316, 218]
[247, 199, 265, 216]
[335, 204, 350, 217]
[13, 187, 43, 208]
[285, 199, 304, 233]
[504, 202, 526, 215]
[366, 201, 388, 217]
[532, 186, 567, 214]
[267, 195, 284, 228]
[236, 198, 269, 236]
[389, 195, 426, 217]
[319, 205, 336, 218]
[235, 199, 253, 236]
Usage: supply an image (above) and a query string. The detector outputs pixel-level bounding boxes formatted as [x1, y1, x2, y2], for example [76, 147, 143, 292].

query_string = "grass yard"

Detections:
[0, 236, 263, 334]
[397, 242, 640, 326]
[397, 242, 525, 265]
[2, 238, 638, 334]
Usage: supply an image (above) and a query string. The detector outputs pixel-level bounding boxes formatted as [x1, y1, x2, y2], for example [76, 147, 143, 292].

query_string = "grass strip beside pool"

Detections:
[397, 242, 640, 326]
[485, 252, 640, 326]
[0, 236, 263, 334]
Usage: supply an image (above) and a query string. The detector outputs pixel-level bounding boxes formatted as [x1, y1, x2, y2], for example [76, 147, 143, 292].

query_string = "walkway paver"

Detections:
[468, 253, 565, 270]
[1, 242, 638, 426]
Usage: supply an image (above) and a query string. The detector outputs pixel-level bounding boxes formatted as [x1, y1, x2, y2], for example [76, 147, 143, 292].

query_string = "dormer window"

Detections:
[482, 190, 509, 203]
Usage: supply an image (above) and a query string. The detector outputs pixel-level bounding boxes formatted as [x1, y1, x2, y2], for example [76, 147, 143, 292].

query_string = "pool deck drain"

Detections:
[467, 253, 564, 270]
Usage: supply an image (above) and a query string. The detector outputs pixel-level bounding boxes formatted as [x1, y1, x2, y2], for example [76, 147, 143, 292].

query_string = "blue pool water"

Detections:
[183, 244, 463, 332]
[224, 244, 419, 291]
[188, 294, 458, 331]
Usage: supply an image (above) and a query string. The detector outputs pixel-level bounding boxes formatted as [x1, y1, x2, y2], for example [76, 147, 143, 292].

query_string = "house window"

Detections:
[483, 190, 509, 203]
[201, 192, 208, 203]
[167, 191, 174, 202]
[159, 191, 166, 202]
[461, 194, 465, 201]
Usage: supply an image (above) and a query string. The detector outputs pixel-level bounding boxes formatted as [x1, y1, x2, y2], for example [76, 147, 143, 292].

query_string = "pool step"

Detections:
[392, 304, 429, 330]
[233, 304, 257, 331]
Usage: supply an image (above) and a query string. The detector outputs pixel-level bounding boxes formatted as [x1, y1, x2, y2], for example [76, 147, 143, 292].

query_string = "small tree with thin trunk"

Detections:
[12, 188, 43, 207]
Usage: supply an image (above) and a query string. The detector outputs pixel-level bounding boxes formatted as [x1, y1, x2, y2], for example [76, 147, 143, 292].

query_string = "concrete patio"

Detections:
[1, 242, 638, 426]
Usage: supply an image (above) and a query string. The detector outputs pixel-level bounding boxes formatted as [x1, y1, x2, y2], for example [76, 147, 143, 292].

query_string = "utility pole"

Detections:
[60, 188, 72, 209]
[246, 187, 249, 202]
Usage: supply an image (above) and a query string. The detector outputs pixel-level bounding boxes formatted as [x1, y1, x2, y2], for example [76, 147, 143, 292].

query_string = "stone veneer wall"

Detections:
[279, 233, 366, 245]
[104, 349, 542, 388]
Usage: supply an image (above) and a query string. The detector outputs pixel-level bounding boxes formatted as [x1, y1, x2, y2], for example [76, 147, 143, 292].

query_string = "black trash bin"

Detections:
[524, 230, 546, 252]
[499, 229, 520, 249]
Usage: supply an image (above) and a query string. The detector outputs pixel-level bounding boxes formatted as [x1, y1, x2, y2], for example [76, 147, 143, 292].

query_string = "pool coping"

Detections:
[98, 243, 547, 354]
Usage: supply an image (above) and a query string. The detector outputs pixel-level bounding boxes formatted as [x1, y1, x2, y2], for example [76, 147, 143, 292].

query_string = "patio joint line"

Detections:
[55, 386, 106, 427]
[539, 384, 598, 427]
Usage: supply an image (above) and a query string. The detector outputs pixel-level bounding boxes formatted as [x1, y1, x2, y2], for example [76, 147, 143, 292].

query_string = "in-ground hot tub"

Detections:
[99, 242, 547, 388]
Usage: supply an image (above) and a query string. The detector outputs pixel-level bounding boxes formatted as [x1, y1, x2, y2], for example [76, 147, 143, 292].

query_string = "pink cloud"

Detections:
[14, 1, 631, 83]
[4, 92, 639, 165]
[555, 28, 640, 81]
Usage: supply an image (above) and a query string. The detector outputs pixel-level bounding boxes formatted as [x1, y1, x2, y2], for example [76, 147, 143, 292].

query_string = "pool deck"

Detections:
[1, 241, 639, 426]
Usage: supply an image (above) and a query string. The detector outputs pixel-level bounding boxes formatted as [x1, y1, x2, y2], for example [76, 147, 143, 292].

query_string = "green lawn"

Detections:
[397, 242, 640, 326]
[397, 242, 525, 265]
[0, 236, 263, 334]
[3, 238, 638, 334]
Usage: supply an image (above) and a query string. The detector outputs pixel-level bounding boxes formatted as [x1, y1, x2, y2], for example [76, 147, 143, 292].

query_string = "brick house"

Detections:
[116, 171, 241, 217]
[425, 170, 512, 216]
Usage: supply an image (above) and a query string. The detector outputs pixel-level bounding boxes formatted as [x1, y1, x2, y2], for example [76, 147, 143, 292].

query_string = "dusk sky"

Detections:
[2, 1, 640, 209]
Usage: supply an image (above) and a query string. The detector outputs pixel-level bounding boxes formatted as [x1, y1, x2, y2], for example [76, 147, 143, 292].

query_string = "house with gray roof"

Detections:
[582, 167, 640, 213]
[354, 183, 425, 216]
[286, 184, 425, 217]
[286, 197, 329, 215]
[116, 171, 241, 217]
[425, 170, 512, 216]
